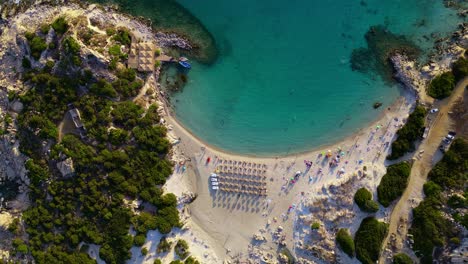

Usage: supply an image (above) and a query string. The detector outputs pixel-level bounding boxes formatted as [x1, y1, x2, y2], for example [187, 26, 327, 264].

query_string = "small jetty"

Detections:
[155, 55, 192, 69]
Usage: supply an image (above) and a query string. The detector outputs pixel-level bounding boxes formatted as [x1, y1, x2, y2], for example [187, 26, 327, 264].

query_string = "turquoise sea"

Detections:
[100, 0, 463, 155]
[168, 0, 462, 155]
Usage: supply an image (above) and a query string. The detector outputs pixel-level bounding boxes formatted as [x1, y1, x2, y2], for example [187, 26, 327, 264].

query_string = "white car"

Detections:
[430, 108, 439, 113]
[211, 186, 219, 190]
[211, 181, 219, 186]
[210, 177, 218, 182]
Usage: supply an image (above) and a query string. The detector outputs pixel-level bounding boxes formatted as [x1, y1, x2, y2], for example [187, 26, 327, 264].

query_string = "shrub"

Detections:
[354, 217, 388, 264]
[40, 24, 50, 34]
[387, 105, 426, 160]
[354, 188, 379, 212]
[447, 194, 466, 209]
[423, 181, 442, 198]
[184, 256, 200, 264]
[409, 197, 454, 264]
[175, 239, 189, 260]
[51, 17, 69, 35]
[393, 253, 413, 264]
[90, 79, 117, 98]
[133, 234, 146, 247]
[154, 260, 162, 264]
[427, 138, 468, 189]
[377, 162, 411, 207]
[156, 236, 172, 253]
[109, 45, 122, 57]
[141, 247, 148, 255]
[427, 72, 455, 99]
[113, 28, 131, 46]
[28, 35, 47, 60]
[451, 56, 468, 82]
[156, 236, 172, 254]
[336, 228, 354, 257]
[311, 222, 320, 230]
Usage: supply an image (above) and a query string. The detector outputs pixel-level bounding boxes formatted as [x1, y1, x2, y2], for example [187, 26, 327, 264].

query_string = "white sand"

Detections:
[160, 90, 416, 262]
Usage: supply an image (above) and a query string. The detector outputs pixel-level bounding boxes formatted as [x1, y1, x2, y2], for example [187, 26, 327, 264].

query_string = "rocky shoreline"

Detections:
[390, 22, 467, 104]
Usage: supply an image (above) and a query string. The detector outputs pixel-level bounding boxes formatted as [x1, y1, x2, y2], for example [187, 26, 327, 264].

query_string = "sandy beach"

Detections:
[160, 88, 415, 262]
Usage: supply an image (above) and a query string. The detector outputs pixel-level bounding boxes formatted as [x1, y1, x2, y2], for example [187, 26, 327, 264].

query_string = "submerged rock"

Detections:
[350, 25, 421, 82]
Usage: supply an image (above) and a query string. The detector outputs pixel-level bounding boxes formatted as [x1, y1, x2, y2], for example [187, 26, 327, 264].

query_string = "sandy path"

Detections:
[379, 77, 468, 263]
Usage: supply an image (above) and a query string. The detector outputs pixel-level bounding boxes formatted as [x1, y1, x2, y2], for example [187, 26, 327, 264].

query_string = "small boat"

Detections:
[178, 61, 191, 69]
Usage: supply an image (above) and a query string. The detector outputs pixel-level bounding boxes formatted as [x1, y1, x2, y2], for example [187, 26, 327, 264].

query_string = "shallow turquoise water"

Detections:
[167, 0, 461, 155]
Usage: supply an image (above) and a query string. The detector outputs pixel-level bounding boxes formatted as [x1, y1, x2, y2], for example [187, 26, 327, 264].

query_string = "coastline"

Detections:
[0, 1, 466, 263]
[161, 90, 410, 159]
[161, 85, 416, 261]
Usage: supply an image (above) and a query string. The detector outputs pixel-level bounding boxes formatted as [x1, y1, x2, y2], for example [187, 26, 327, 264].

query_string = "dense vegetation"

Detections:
[427, 72, 456, 99]
[451, 56, 468, 82]
[354, 188, 379, 213]
[13, 18, 179, 263]
[393, 253, 413, 264]
[354, 217, 388, 264]
[387, 105, 426, 160]
[409, 138, 467, 264]
[377, 162, 412, 207]
[336, 228, 355, 258]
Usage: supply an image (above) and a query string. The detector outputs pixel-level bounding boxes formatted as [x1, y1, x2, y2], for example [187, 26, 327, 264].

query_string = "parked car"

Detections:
[211, 181, 219, 186]
[211, 185, 219, 190]
[429, 108, 439, 113]
[210, 177, 218, 182]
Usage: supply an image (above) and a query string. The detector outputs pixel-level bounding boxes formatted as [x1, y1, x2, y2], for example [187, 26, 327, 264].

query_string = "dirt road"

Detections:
[379, 77, 468, 263]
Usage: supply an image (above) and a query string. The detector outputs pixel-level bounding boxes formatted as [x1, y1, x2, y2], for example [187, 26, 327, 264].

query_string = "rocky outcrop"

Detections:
[390, 54, 425, 99]
[155, 32, 192, 50]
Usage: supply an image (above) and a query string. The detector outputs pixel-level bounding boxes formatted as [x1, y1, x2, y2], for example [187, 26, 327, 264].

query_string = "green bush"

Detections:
[28, 34, 47, 60]
[354, 217, 388, 264]
[90, 79, 117, 98]
[409, 197, 454, 264]
[157, 236, 172, 253]
[51, 17, 69, 35]
[447, 194, 466, 209]
[133, 234, 146, 247]
[451, 56, 468, 82]
[154, 260, 162, 264]
[109, 45, 122, 57]
[141, 247, 148, 255]
[354, 188, 379, 213]
[377, 162, 411, 207]
[175, 239, 189, 260]
[423, 181, 442, 198]
[113, 28, 131, 46]
[311, 222, 320, 230]
[427, 72, 455, 99]
[387, 105, 426, 160]
[184, 256, 200, 264]
[336, 228, 354, 257]
[393, 253, 413, 264]
[427, 138, 468, 189]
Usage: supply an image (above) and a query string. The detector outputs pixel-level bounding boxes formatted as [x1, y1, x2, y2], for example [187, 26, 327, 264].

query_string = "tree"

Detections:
[427, 72, 455, 99]
[175, 239, 189, 259]
[393, 253, 413, 264]
[90, 79, 117, 98]
[336, 228, 355, 257]
[377, 162, 411, 207]
[354, 188, 379, 213]
[451, 56, 468, 82]
[387, 105, 426, 160]
[354, 217, 388, 264]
